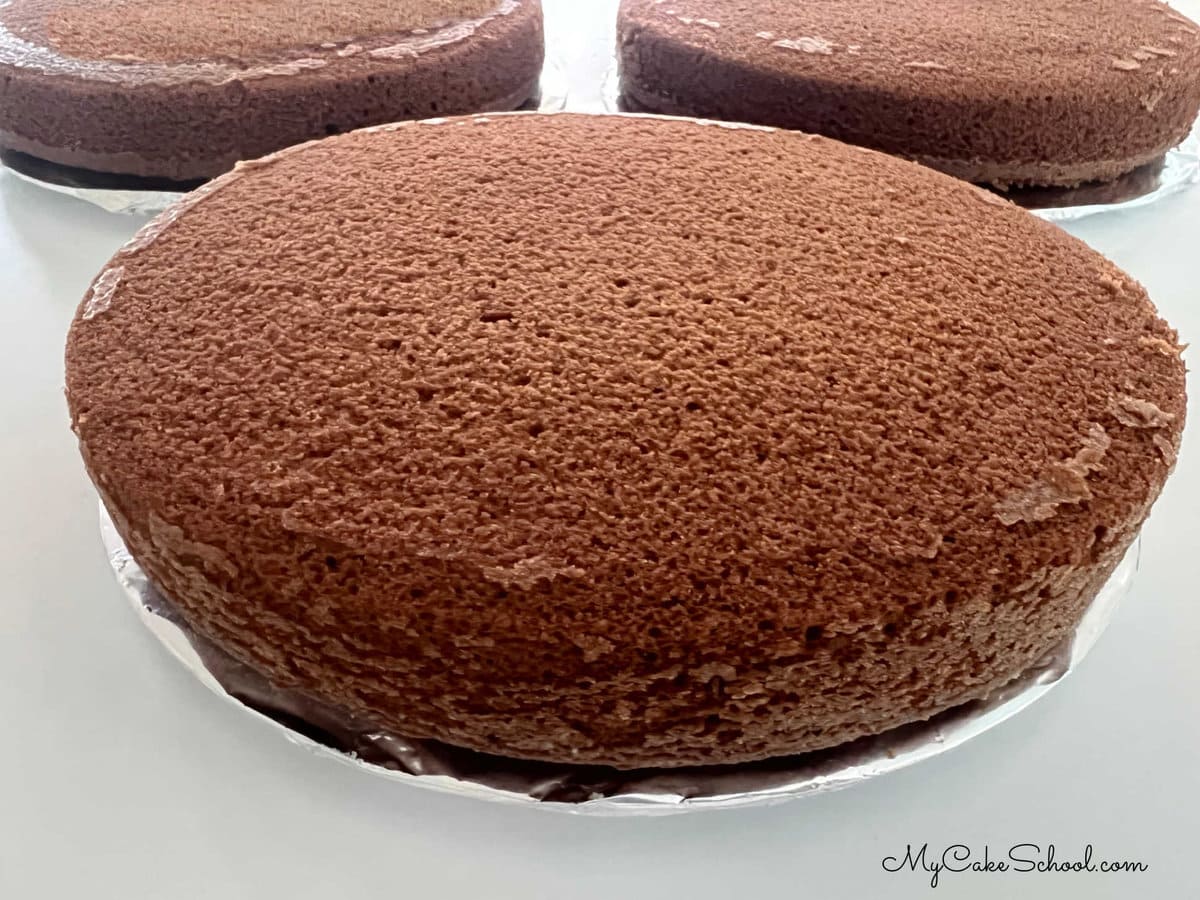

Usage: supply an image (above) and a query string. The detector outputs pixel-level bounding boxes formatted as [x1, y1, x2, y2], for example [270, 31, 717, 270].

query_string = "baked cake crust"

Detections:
[0, 0, 544, 181]
[67, 113, 1186, 768]
[618, 0, 1200, 188]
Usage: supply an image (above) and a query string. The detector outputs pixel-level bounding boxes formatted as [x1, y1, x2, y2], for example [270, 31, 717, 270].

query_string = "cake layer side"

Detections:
[0, 0, 544, 179]
[617, 0, 1200, 188]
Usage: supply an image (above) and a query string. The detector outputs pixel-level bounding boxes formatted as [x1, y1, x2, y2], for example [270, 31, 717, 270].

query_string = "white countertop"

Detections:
[2, 2, 1198, 897]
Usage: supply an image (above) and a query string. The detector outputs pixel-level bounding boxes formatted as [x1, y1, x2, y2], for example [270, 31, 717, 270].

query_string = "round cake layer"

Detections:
[67, 113, 1186, 768]
[618, 0, 1200, 188]
[0, 0, 543, 181]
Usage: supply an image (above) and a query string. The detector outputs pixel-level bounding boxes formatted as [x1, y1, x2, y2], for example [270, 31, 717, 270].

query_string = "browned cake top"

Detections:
[67, 113, 1184, 663]
[2, 0, 502, 62]
[620, 0, 1200, 101]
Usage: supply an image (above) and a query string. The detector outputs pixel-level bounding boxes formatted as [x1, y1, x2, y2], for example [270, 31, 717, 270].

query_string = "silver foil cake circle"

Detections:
[101, 506, 1138, 816]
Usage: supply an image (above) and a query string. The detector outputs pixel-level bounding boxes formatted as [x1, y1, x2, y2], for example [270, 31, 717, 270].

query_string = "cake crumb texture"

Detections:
[8, 0, 501, 62]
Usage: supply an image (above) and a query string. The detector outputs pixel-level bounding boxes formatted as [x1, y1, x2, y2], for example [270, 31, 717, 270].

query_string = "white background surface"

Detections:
[2, 2, 1198, 897]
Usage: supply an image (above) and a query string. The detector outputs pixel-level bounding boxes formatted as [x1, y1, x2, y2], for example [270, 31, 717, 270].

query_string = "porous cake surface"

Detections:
[0, 0, 543, 180]
[618, 0, 1200, 188]
[8, 0, 498, 62]
[67, 113, 1186, 767]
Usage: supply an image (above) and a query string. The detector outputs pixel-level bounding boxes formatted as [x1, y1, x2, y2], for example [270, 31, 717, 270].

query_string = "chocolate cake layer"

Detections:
[618, 0, 1200, 188]
[0, 0, 543, 181]
[67, 114, 1186, 768]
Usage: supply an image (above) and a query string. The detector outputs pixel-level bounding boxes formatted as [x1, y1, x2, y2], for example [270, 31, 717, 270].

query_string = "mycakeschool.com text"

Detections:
[881, 843, 1148, 889]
